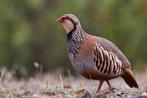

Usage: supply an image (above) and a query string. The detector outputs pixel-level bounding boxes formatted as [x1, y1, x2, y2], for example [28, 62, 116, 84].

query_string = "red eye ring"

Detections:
[63, 16, 70, 20]
[65, 16, 69, 20]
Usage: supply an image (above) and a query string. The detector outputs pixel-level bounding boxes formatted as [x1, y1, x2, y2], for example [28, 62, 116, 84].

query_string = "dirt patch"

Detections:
[0, 72, 147, 98]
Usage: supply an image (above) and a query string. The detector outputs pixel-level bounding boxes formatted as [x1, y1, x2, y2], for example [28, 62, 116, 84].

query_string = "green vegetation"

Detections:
[0, 0, 147, 77]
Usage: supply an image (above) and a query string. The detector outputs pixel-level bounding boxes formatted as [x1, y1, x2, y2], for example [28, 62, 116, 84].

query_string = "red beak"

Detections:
[56, 17, 64, 23]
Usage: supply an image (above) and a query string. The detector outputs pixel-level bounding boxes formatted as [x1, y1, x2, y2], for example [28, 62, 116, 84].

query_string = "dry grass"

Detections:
[0, 70, 147, 98]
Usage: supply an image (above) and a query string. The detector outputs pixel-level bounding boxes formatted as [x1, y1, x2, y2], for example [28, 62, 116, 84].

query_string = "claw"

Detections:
[106, 80, 115, 92]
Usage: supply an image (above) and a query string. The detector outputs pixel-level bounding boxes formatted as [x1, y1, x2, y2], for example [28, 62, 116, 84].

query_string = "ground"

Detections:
[0, 71, 147, 98]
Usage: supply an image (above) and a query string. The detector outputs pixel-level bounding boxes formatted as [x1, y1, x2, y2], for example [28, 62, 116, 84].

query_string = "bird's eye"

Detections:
[62, 17, 65, 20]
[65, 16, 70, 20]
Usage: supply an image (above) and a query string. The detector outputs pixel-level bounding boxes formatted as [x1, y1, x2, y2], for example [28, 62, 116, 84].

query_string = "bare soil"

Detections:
[0, 71, 147, 98]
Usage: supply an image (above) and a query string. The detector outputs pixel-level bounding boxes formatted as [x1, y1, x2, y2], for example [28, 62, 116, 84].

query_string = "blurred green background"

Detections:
[0, 0, 147, 78]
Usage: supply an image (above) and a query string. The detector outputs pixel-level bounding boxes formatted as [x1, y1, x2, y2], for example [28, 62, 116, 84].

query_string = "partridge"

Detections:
[56, 14, 139, 92]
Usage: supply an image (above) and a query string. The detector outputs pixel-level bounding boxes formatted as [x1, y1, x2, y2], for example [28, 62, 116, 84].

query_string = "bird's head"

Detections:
[56, 14, 81, 33]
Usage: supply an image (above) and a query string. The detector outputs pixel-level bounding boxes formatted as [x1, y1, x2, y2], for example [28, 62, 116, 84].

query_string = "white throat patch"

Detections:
[62, 20, 74, 33]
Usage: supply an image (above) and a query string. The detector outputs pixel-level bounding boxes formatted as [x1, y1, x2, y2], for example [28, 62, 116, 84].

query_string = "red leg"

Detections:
[96, 80, 104, 93]
[106, 80, 115, 91]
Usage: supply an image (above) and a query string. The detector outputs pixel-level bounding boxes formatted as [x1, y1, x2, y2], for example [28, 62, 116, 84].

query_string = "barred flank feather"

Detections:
[94, 43, 122, 75]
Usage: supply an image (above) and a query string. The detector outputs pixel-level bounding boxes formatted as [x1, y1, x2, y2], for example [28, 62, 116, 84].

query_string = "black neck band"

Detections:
[67, 20, 77, 41]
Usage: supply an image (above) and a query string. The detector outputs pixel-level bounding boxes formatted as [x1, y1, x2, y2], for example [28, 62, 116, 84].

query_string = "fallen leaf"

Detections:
[44, 91, 55, 96]
[74, 88, 85, 96]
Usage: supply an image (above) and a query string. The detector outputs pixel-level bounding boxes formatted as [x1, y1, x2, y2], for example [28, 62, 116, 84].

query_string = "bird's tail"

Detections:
[121, 68, 139, 88]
